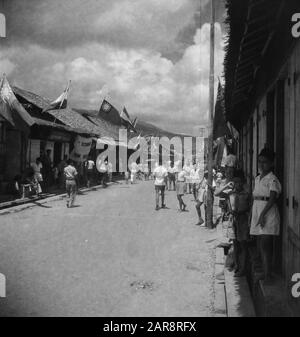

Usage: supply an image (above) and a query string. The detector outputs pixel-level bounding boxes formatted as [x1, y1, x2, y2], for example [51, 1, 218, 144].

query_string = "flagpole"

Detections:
[206, 0, 215, 229]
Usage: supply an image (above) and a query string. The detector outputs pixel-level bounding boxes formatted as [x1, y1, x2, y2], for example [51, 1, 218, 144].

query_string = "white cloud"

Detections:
[2, 20, 224, 134]
[0, 54, 16, 76]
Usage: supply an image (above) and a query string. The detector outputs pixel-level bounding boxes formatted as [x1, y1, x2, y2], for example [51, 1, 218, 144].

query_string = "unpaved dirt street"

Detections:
[0, 181, 218, 316]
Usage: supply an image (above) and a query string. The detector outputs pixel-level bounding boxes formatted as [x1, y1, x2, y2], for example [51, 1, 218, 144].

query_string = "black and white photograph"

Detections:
[0, 0, 299, 322]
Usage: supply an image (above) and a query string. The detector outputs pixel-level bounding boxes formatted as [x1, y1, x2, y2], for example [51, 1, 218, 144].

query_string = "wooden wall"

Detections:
[239, 40, 300, 316]
[283, 40, 300, 315]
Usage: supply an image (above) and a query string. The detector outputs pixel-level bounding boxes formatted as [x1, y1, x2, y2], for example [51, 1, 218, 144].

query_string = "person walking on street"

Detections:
[84, 156, 95, 188]
[168, 162, 176, 191]
[130, 162, 137, 184]
[176, 169, 187, 212]
[153, 162, 168, 211]
[64, 159, 78, 208]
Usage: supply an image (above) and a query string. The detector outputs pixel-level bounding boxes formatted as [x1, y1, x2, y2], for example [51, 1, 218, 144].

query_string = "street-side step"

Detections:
[224, 268, 256, 317]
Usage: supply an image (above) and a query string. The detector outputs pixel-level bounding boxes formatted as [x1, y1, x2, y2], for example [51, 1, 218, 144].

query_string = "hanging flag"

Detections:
[98, 99, 122, 125]
[120, 106, 131, 123]
[213, 81, 231, 141]
[42, 80, 71, 113]
[0, 74, 35, 134]
[132, 117, 138, 128]
[121, 106, 137, 133]
[129, 117, 138, 133]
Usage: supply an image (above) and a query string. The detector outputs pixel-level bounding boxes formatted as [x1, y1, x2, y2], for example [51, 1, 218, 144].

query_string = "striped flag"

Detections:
[42, 80, 71, 113]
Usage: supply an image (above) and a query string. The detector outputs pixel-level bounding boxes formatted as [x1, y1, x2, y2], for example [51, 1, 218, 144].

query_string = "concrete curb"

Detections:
[0, 182, 119, 216]
[213, 246, 227, 317]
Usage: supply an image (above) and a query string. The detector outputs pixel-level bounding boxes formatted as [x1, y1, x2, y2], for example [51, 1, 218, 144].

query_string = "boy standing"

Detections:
[64, 159, 78, 208]
[153, 163, 168, 211]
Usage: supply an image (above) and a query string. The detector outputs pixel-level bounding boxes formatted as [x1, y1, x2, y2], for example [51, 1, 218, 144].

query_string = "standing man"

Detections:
[42, 149, 53, 189]
[101, 160, 109, 187]
[57, 155, 68, 189]
[31, 157, 43, 185]
[64, 159, 78, 208]
[130, 162, 137, 184]
[168, 162, 176, 191]
[153, 162, 168, 211]
[84, 156, 95, 188]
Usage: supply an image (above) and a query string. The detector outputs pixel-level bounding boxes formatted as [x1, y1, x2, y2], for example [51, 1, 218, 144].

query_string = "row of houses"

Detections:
[224, 0, 300, 316]
[0, 80, 132, 197]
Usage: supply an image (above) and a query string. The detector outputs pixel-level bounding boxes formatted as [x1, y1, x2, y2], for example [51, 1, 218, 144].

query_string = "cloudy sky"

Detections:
[0, 0, 226, 134]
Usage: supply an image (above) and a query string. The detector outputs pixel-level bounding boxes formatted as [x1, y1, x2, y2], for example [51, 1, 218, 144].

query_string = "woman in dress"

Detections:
[250, 148, 282, 282]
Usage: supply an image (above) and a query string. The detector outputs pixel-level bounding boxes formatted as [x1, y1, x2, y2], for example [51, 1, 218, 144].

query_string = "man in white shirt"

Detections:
[84, 157, 95, 188]
[153, 163, 168, 210]
[168, 162, 176, 191]
[31, 157, 43, 183]
[64, 159, 78, 208]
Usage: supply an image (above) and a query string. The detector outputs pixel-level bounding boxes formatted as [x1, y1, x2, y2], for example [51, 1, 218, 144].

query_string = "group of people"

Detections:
[152, 160, 206, 212]
[216, 148, 281, 282]
[152, 147, 282, 282]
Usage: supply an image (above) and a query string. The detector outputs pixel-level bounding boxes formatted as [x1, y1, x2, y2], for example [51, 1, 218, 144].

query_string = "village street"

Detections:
[0, 180, 218, 317]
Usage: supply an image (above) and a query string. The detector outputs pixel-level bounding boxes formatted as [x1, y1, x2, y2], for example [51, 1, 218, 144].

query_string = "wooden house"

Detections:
[224, 0, 300, 315]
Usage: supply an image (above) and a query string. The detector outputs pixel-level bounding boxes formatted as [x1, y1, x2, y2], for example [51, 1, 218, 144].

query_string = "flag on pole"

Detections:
[42, 80, 71, 113]
[121, 106, 137, 133]
[120, 106, 131, 123]
[132, 117, 138, 128]
[0, 74, 35, 134]
[213, 81, 231, 141]
[98, 99, 122, 125]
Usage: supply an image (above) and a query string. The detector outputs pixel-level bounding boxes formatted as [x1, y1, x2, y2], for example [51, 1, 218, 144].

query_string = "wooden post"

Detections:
[206, 0, 215, 229]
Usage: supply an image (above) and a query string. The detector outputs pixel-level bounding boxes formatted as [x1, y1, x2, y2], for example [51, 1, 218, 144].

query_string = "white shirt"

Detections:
[64, 165, 78, 180]
[85, 160, 95, 170]
[177, 170, 186, 182]
[168, 166, 176, 174]
[154, 166, 168, 186]
[31, 162, 43, 173]
[224, 154, 237, 168]
[250, 172, 281, 236]
[131, 163, 138, 173]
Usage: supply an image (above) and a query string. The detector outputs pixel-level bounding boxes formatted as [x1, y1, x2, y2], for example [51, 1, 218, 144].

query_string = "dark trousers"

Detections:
[66, 180, 77, 206]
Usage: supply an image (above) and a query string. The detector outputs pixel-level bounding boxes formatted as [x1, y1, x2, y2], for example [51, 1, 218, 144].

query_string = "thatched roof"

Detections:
[13, 86, 100, 136]
[85, 115, 122, 140]
[46, 108, 99, 136]
[13, 86, 51, 110]
[32, 117, 95, 135]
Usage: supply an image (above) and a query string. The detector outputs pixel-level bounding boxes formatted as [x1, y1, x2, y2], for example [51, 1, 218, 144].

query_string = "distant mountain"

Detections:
[74, 109, 191, 139]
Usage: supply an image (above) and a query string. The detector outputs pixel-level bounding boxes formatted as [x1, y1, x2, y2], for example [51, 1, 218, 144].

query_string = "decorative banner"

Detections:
[70, 135, 92, 162]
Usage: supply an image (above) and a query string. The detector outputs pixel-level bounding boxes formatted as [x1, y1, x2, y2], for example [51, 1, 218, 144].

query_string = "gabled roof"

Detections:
[84, 114, 122, 140]
[13, 86, 50, 110]
[12, 86, 100, 136]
